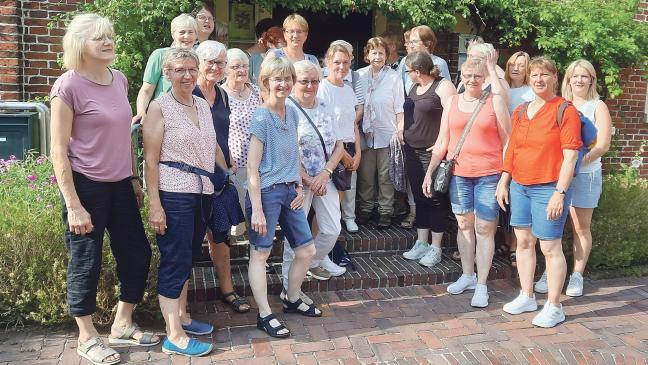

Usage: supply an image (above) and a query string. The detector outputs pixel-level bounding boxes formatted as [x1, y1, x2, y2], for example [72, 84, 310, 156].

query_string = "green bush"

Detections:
[0, 153, 160, 326]
[587, 167, 648, 272]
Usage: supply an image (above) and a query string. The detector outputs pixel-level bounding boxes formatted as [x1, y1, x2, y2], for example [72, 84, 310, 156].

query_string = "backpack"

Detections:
[518, 101, 597, 174]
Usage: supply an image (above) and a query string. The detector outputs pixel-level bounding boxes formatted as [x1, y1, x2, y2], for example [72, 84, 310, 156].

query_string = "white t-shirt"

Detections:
[317, 78, 359, 143]
[508, 85, 535, 114]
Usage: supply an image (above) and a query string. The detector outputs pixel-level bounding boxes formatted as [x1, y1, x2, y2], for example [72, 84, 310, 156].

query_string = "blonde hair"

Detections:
[325, 43, 351, 64]
[258, 54, 296, 92]
[505, 51, 530, 86]
[460, 57, 487, 77]
[468, 43, 495, 59]
[283, 13, 308, 32]
[562, 59, 600, 101]
[171, 14, 198, 36]
[330, 40, 353, 57]
[62, 13, 114, 70]
[293, 60, 321, 79]
[411, 25, 437, 53]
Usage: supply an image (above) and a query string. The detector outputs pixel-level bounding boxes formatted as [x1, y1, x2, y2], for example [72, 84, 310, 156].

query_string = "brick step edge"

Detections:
[188, 253, 523, 303]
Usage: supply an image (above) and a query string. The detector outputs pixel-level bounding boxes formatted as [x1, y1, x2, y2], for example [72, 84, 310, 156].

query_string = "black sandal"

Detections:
[509, 252, 517, 268]
[257, 313, 290, 338]
[451, 250, 461, 261]
[282, 297, 322, 317]
[221, 291, 250, 313]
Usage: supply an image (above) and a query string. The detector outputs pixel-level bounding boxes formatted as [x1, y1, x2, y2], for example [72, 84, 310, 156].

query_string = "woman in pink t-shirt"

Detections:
[50, 14, 159, 365]
[423, 56, 510, 308]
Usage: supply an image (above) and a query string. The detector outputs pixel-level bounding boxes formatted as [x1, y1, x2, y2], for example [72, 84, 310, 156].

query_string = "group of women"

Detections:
[49, 7, 612, 364]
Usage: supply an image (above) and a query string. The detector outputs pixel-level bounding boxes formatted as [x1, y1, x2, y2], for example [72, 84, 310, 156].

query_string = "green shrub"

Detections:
[587, 167, 648, 272]
[0, 153, 160, 326]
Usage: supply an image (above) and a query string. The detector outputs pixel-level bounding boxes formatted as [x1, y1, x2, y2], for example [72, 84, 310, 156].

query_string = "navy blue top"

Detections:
[193, 85, 232, 168]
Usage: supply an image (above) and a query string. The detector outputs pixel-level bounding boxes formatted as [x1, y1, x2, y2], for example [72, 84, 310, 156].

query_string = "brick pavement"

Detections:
[1, 277, 648, 364]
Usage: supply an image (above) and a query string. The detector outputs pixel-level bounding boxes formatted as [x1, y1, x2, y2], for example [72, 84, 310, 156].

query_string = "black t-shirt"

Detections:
[193, 85, 232, 168]
[403, 78, 443, 149]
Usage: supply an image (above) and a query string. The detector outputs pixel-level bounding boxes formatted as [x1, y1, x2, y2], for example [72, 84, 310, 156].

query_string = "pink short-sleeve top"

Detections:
[157, 92, 217, 194]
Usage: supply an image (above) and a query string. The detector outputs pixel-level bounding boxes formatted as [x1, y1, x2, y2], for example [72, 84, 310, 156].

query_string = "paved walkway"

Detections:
[2, 277, 648, 364]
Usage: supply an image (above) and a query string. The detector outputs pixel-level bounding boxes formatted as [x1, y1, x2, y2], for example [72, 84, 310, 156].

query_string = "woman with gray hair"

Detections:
[134, 14, 198, 123]
[192, 41, 251, 314]
[214, 21, 229, 47]
[221, 48, 262, 234]
[144, 48, 229, 357]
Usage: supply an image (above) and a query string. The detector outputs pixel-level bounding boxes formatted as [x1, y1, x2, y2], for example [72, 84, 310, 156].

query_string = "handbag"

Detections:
[288, 96, 351, 191]
[433, 90, 491, 194]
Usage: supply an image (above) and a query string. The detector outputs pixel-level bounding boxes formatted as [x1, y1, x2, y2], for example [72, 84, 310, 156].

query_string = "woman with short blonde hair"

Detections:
[270, 13, 318, 64]
[51, 13, 159, 365]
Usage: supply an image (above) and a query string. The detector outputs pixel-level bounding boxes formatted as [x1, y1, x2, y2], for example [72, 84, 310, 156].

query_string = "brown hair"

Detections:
[325, 43, 351, 63]
[528, 56, 559, 92]
[260, 26, 284, 49]
[405, 51, 440, 79]
[363, 37, 390, 63]
[504, 51, 530, 85]
[411, 25, 437, 53]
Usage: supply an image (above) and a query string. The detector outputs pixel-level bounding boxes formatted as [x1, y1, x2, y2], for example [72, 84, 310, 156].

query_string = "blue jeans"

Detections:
[509, 180, 573, 241]
[156, 191, 212, 299]
[449, 174, 501, 221]
[63, 172, 151, 316]
[245, 183, 313, 252]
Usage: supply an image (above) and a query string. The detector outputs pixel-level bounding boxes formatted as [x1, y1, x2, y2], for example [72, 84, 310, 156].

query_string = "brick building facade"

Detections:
[0, 0, 646, 175]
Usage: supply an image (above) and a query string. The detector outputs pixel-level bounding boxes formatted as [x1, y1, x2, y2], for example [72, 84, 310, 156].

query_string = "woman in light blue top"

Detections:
[535, 59, 613, 298]
[505, 51, 535, 114]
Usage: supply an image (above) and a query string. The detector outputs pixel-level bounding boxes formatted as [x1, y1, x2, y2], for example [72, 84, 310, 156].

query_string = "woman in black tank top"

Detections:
[399, 51, 457, 267]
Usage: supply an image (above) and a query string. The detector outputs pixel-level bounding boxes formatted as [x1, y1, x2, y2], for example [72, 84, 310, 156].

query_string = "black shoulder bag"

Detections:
[288, 96, 351, 191]
[433, 90, 491, 194]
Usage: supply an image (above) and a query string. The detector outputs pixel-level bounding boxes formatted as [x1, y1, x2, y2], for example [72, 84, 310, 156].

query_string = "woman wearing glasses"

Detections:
[247, 55, 320, 338]
[192, 2, 215, 44]
[134, 14, 198, 123]
[270, 14, 318, 65]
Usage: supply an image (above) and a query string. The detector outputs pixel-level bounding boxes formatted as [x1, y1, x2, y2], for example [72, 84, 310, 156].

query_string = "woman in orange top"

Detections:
[422, 55, 510, 309]
[496, 56, 582, 328]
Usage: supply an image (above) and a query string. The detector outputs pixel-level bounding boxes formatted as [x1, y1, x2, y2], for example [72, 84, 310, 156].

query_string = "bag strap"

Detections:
[288, 96, 330, 161]
[518, 100, 570, 129]
[159, 160, 214, 179]
[452, 90, 490, 159]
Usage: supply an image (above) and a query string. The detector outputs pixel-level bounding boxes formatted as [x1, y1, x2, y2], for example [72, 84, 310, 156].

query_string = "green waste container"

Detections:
[0, 112, 40, 160]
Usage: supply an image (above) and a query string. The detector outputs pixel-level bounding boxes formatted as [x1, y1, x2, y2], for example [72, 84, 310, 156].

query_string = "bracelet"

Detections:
[130, 176, 142, 182]
[324, 167, 334, 175]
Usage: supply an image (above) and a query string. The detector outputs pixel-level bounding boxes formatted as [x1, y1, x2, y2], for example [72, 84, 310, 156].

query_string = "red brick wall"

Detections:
[0, 0, 22, 100]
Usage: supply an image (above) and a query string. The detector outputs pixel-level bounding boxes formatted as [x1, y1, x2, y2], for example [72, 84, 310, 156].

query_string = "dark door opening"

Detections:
[272, 8, 373, 69]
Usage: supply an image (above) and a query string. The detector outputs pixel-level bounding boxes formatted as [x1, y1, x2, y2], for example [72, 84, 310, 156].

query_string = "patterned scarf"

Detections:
[362, 65, 390, 146]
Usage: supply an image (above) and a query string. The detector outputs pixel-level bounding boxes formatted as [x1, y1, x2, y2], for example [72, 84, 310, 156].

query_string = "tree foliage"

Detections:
[52, 0, 647, 100]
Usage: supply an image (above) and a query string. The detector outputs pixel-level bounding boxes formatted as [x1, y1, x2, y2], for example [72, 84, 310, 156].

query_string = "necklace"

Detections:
[171, 91, 195, 108]
[227, 83, 246, 98]
[462, 93, 478, 102]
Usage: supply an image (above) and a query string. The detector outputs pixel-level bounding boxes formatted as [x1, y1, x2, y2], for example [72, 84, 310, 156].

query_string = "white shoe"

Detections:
[471, 284, 489, 308]
[418, 245, 442, 267]
[321, 255, 346, 276]
[532, 302, 566, 328]
[447, 273, 477, 295]
[566, 272, 584, 297]
[534, 271, 548, 294]
[403, 240, 431, 260]
[503, 291, 538, 315]
[344, 219, 359, 233]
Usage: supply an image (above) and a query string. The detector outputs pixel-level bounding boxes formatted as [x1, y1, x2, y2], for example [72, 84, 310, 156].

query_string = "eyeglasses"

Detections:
[409, 39, 423, 44]
[284, 29, 305, 36]
[205, 59, 227, 68]
[90, 34, 114, 42]
[296, 79, 320, 86]
[404, 69, 417, 73]
[230, 64, 249, 71]
[173, 68, 199, 76]
[196, 14, 214, 22]
[269, 77, 293, 84]
[461, 73, 484, 80]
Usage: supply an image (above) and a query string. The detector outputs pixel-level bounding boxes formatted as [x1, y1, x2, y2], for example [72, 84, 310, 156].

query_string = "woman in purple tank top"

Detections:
[50, 13, 159, 365]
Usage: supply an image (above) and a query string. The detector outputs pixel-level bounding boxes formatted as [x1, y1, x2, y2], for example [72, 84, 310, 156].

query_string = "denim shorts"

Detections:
[156, 191, 212, 299]
[509, 180, 573, 241]
[571, 169, 603, 209]
[448, 174, 500, 221]
[245, 183, 313, 252]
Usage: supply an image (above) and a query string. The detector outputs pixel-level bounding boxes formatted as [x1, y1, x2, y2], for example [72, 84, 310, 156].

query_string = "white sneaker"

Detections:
[532, 302, 566, 328]
[344, 219, 359, 233]
[418, 245, 442, 267]
[403, 240, 431, 260]
[534, 271, 548, 294]
[503, 291, 538, 315]
[321, 255, 346, 276]
[447, 273, 477, 295]
[471, 284, 489, 308]
[566, 272, 584, 297]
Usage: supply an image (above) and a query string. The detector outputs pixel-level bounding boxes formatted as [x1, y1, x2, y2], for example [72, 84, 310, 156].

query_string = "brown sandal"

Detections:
[222, 291, 250, 313]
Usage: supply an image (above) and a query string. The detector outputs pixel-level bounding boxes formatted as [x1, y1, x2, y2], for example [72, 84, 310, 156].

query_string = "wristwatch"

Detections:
[555, 188, 566, 195]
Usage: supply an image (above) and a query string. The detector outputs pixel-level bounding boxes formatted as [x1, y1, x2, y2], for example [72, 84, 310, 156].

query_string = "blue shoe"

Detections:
[162, 337, 213, 357]
[182, 320, 213, 335]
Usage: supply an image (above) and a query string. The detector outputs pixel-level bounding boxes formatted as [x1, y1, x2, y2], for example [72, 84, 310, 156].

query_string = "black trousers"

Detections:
[62, 172, 151, 317]
[403, 144, 450, 233]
